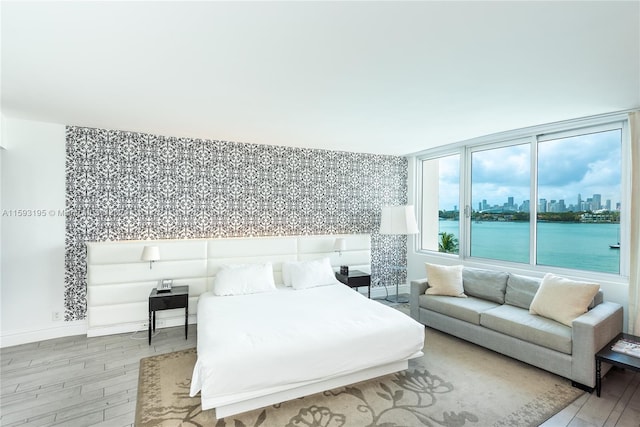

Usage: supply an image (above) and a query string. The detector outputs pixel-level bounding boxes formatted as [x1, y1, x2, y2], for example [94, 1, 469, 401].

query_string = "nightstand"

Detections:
[148, 285, 189, 345]
[335, 270, 371, 298]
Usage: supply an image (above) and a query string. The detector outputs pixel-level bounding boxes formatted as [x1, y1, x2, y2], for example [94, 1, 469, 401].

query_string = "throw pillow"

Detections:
[505, 273, 541, 309]
[462, 267, 509, 304]
[213, 263, 276, 296]
[425, 263, 466, 297]
[529, 273, 600, 327]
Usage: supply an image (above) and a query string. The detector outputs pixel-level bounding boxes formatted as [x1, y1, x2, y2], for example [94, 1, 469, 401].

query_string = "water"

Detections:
[438, 220, 620, 274]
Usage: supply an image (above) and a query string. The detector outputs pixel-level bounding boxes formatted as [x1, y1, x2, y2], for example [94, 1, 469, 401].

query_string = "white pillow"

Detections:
[289, 258, 337, 290]
[529, 273, 600, 327]
[212, 263, 276, 296]
[425, 263, 466, 297]
[281, 261, 294, 286]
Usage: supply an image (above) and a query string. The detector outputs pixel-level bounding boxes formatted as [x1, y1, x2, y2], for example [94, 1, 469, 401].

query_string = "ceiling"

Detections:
[2, 1, 639, 156]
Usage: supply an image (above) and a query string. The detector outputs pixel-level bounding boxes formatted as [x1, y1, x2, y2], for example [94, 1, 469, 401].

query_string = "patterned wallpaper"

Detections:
[65, 126, 408, 321]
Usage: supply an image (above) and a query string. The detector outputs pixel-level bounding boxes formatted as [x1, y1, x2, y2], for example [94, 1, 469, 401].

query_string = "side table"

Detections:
[595, 332, 640, 397]
[335, 270, 371, 298]
[148, 285, 189, 345]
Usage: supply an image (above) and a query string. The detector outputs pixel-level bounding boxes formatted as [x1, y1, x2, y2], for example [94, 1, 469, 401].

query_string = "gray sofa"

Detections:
[410, 267, 623, 389]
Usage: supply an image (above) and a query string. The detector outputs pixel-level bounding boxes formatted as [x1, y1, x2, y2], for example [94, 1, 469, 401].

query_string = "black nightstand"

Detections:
[148, 285, 189, 345]
[335, 270, 371, 298]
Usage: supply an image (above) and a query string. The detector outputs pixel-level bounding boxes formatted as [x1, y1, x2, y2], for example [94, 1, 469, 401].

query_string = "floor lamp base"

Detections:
[385, 294, 409, 304]
[385, 281, 408, 304]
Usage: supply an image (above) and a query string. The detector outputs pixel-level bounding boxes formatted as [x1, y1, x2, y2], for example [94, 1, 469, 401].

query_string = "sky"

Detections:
[437, 128, 622, 212]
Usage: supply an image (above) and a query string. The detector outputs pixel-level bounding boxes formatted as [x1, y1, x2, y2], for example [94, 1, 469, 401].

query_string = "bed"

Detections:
[189, 260, 425, 418]
[84, 234, 425, 417]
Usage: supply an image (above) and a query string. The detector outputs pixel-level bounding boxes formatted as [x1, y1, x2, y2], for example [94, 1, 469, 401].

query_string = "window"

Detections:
[420, 153, 460, 254]
[536, 128, 621, 274]
[470, 143, 530, 263]
[417, 115, 628, 277]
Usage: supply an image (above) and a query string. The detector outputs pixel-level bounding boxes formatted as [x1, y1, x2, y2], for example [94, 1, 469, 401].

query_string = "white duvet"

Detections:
[190, 283, 425, 410]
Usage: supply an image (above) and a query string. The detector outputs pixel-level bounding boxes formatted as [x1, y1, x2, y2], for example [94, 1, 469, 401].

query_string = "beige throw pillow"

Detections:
[529, 273, 600, 327]
[425, 263, 466, 297]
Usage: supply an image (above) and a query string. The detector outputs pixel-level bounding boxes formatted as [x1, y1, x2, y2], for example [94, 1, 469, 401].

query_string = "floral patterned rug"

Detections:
[135, 328, 583, 427]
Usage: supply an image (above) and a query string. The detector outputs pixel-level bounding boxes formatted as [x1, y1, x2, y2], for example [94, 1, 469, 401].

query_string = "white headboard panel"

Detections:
[86, 234, 370, 337]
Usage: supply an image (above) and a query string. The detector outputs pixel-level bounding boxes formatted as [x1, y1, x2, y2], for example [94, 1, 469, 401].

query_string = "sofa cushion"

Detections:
[462, 268, 509, 304]
[529, 273, 600, 327]
[504, 274, 541, 309]
[425, 264, 466, 297]
[480, 304, 572, 354]
[420, 294, 500, 325]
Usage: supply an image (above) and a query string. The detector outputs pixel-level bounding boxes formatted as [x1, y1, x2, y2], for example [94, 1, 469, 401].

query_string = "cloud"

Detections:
[538, 130, 621, 205]
[471, 144, 530, 187]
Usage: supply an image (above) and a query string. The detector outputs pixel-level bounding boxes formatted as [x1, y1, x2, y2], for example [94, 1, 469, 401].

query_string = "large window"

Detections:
[470, 143, 530, 263]
[418, 116, 627, 277]
[536, 128, 621, 274]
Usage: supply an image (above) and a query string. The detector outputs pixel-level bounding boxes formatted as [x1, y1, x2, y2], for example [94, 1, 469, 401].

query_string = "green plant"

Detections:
[438, 232, 459, 254]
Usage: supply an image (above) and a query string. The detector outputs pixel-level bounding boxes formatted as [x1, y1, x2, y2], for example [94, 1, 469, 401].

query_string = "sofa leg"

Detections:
[571, 381, 594, 393]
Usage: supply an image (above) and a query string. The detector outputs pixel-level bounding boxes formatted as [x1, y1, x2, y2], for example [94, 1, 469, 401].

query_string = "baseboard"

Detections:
[87, 314, 197, 338]
[0, 320, 88, 348]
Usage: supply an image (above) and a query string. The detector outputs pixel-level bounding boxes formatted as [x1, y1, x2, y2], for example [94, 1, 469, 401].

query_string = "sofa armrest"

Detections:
[410, 279, 429, 321]
[571, 301, 623, 387]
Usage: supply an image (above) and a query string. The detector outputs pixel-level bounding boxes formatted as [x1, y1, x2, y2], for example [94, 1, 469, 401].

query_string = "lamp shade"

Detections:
[140, 245, 160, 262]
[333, 238, 347, 252]
[379, 205, 419, 235]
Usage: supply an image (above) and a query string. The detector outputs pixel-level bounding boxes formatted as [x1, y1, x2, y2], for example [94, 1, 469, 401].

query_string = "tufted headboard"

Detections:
[86, 234, 371, 337]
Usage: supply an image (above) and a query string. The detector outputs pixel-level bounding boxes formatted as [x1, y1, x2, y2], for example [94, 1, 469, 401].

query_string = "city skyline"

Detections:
[469, 193, 620, 214]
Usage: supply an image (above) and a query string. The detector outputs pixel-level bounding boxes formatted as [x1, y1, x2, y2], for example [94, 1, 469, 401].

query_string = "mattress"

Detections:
[190, 283, 425, 410]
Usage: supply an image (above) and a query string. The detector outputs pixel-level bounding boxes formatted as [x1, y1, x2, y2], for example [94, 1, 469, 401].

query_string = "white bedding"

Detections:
[190, 283, 425, 410]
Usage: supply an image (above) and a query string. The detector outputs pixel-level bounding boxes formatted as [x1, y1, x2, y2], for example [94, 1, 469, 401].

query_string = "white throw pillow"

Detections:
[425, 263, 466, 297]
[212, 263, 276, 296]
[289, 258, 337, 290]
[529, 273, 600, 327]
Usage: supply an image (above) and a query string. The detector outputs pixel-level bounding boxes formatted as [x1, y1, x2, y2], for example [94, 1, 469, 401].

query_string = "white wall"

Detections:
[405, 155, 631, 331]
[0, 118, 85, 347]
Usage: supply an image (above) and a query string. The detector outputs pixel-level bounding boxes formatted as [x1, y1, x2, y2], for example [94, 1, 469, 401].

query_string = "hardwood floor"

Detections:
[542, 367, 640, 427]
[1, 326, 196, 426]
[1, 324, 639, 426]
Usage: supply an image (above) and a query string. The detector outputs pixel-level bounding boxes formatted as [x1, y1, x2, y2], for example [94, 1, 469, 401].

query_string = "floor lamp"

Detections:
[379, 205, 419, 303]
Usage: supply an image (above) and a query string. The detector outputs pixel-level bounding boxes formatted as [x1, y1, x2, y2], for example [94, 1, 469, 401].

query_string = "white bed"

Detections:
[190, 282, 425, 417]
[85, 233, 425, 417]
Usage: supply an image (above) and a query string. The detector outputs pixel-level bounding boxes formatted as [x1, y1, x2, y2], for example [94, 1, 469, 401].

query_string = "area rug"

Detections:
[135, 328, 583, 427]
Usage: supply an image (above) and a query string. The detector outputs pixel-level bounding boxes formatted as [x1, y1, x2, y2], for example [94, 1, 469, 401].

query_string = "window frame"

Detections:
[415, 113, 631, 282]
[416, 147, 463, 258]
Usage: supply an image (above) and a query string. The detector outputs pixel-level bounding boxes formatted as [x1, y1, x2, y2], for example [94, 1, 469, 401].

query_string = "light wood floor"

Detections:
[1, 326, 196, 427]
[1, 324, 639, 427]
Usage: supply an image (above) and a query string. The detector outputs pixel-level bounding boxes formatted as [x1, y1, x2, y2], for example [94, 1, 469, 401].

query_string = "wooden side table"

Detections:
[148, 285, 189, 345]
[335, 270, 371, 298]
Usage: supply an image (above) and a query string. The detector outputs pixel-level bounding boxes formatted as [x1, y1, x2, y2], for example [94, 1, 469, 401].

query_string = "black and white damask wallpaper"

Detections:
[65, 126, 408, 321]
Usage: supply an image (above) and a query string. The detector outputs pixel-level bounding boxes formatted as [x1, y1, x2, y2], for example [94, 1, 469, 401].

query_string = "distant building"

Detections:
[539, 198, 547, 213]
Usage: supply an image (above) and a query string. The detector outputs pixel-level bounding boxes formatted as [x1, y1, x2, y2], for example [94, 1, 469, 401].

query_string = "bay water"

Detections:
[438, 220, 620, 274]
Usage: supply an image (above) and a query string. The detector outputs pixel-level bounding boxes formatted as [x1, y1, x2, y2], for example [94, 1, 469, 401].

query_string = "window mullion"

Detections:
[530, 136, 539, 267]
[461, 146, 472, 259]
